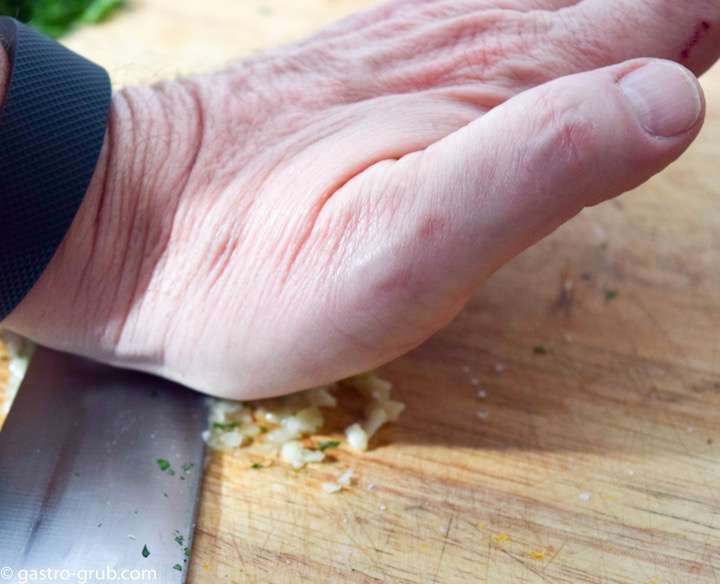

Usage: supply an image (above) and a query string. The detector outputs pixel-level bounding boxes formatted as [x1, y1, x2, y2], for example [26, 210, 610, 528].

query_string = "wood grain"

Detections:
[2, 1, 720, 582]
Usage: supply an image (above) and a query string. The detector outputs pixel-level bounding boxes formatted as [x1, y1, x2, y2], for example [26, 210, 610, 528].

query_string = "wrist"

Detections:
[4, 80, 205, 357]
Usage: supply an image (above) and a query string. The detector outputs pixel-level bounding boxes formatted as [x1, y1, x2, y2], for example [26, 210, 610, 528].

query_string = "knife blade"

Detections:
[0, 347, 208, 583]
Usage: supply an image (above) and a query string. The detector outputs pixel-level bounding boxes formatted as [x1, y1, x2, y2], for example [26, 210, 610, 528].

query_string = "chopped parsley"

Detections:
[533, 345, 548, 355]
[181, 463, 194, 474]
[251, 463, 263, 470]
[142, 545, 150, 558]
[212, 422, 239, 432]
[604, 289, 619, 301]
[156, 458, 176, 476]
[173, 564, 183, 572]
[175, 533, 184, 546]
[318, 440, 341, 452]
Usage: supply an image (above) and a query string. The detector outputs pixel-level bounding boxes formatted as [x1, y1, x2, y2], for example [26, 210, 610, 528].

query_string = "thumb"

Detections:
[336, 59, 705, 348]
[384, 59, 705, 294]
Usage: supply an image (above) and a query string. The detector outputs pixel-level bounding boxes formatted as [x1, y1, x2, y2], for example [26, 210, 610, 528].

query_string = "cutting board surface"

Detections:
[2, 1, 720, 582]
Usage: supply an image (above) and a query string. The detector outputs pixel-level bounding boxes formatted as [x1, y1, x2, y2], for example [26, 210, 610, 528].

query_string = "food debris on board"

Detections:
[321, 468, 354, 494]
[0, 332, 403, 486]
[0, 331, 33, 422]
[203, 372, 405, 481]
[491, 532, 511, 546]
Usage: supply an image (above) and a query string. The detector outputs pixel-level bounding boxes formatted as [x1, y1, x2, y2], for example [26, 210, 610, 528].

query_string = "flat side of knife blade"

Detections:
[0, 347, 207, 582]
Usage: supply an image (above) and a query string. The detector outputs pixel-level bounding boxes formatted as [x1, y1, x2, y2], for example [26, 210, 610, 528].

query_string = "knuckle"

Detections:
[531, 85, 596, 174]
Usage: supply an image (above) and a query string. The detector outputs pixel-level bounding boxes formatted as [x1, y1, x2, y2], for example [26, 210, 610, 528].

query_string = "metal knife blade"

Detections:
[0, 347, 208, 583]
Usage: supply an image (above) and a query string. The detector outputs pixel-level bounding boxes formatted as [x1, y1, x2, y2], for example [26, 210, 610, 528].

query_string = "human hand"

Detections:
[5, 0, 719, 398]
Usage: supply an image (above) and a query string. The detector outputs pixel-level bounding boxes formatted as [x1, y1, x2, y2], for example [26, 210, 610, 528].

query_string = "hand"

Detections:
[4, 0, 719, 398]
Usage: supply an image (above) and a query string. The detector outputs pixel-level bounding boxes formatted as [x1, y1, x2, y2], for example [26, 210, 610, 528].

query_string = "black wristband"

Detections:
[0, 17, 111, 320]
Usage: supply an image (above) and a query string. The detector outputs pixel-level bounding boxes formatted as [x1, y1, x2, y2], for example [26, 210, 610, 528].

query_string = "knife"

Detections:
[0, 347, 208, 583]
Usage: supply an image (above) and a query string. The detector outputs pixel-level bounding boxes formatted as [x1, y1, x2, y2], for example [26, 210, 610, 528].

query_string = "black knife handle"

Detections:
[0, 17, 111, 320]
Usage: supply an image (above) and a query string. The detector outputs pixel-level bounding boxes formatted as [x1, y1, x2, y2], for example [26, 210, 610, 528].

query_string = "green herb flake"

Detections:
[251, 463, 263, 470]
[604, 289, 619, 301]
[175, 534, 184, 546]
[212, 422, 239, 432]
[533, 345, 548, 355]
[156, 458, 171, 471]
[142, 545, 150, 558]
[318, 440, 341, 452]
[184, 547, 190, 559]
[181, 463, 194, 474]
[173, 564, 183, 572]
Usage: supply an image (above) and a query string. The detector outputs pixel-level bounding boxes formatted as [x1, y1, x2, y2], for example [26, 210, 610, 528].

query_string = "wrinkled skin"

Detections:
[4, 0, 720, 398]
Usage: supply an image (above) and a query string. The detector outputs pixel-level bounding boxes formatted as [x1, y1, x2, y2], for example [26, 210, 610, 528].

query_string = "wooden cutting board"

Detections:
[3, 1, 720, 582]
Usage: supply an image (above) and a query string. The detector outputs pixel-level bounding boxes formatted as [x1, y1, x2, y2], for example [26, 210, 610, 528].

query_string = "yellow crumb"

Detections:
[491, 533, 511, 545]
[528, 549, 546, 561]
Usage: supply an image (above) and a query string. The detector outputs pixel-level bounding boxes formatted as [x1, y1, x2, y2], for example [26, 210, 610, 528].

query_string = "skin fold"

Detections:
[3, 0, 720, 398]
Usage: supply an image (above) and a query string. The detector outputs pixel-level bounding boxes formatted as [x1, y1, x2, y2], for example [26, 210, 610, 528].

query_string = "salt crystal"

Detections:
[476, 410, 489, 420]
[578, 492, 591, 502]
[476, 389, 488, 399]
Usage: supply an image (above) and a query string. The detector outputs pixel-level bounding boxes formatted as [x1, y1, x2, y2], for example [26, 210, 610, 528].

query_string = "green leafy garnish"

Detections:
[181, 463, 194, 474]
[175, 534, 184, 546]
[533, 345, 548, 355]
[142, 545, 150, 558]
[317, 440, 341, 452]
[251, 463, 263, 470]
[604, 289, 619, 301]
[173, 564, 183, 572]
[156, 458, 176, 476]
[212, 422, 239, 432]
[0, 0, 125, 38]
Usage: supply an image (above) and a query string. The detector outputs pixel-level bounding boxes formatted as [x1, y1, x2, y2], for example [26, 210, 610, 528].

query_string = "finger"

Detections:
[549, 0, 720, 77]
[339, 59, 705, 339]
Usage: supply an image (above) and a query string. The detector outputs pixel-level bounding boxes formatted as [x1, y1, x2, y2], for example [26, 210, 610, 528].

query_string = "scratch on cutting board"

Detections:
[498, 548, 553, 584]
[231, 535, 246, 567]
[333, 500, 388, 580]
[543, 540, 566, 571]
[431, 515, 454, 584]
